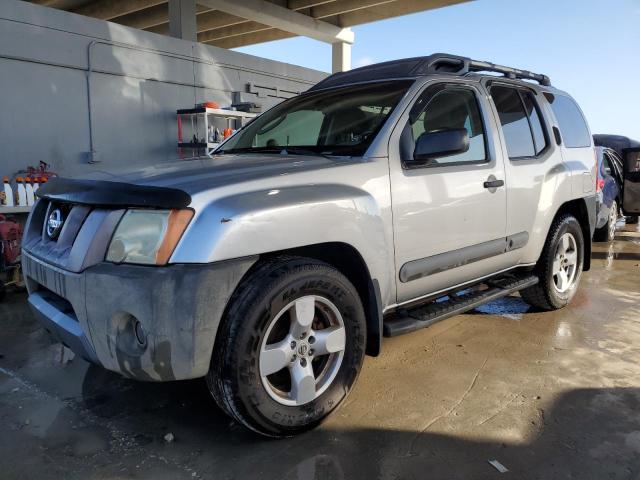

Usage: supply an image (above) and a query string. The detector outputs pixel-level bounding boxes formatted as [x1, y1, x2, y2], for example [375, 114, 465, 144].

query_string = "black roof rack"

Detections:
[309, 53, 551, 91]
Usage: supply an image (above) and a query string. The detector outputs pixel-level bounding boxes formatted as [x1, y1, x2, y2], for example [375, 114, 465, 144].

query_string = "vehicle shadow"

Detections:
[78, 366, 640, 480]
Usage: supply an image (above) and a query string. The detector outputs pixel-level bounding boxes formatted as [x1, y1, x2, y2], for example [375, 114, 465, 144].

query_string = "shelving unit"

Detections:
[0, 205, 31, 214]
[177, 107, 258, 158]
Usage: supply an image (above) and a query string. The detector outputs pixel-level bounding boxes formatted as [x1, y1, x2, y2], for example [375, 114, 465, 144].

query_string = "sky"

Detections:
[235, 0, 640, 140]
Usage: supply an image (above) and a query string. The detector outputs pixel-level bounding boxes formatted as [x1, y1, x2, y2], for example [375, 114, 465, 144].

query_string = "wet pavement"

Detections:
[2, 222, 640, 479]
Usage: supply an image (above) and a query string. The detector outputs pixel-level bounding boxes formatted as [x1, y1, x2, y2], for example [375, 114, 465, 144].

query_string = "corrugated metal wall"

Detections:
[0, 0, 327, 178]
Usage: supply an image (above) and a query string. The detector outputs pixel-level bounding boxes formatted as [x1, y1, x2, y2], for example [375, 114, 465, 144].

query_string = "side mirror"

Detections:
[413, 128, 469, 162]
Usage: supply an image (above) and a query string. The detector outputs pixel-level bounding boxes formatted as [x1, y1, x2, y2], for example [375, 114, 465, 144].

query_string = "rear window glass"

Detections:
[491, 86, 535, 158]
[544, 93, 591, 148]
[521, 92, 547, 155]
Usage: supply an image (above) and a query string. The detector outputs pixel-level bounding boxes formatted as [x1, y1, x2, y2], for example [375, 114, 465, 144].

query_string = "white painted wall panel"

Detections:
[0, 0, 326, 177]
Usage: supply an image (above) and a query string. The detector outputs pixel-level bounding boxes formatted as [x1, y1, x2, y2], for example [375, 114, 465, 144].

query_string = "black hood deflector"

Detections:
[37, 177, 191, 209]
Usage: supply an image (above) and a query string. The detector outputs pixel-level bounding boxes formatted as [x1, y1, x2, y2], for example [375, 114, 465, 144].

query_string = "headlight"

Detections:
[106, 209, 193, 265]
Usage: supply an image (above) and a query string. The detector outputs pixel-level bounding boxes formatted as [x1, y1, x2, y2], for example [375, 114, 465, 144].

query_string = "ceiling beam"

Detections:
[72, 0, 166, 21]
[199, 0, 394, 41]
[198, 21, 272, 43]
[287, 0, 334, 9]
[310, 0, 396, 19]
[197, 0, 354, 44]
[335, 0, 469, 26]
[142, 0, 335, 37]
[113, 3, 211, 30]
[147, 9, 246, 35]
[209, 29, 297, 49]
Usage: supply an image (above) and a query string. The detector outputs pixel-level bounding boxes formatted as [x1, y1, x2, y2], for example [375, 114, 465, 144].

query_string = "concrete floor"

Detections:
[2, 222, 640, 480]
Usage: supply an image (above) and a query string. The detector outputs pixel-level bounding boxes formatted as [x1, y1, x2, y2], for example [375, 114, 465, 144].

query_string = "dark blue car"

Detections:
[594, 134, 640, 230]
[594, 147, 624, 241]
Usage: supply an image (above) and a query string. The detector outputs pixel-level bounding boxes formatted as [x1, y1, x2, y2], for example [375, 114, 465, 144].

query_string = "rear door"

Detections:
[622, 148, 640, 214]
[605, 150, 624, 187]
[602, 151, 621, 206]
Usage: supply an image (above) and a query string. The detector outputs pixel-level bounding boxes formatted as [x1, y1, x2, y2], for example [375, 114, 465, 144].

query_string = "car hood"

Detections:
[79, 154, 355, 196]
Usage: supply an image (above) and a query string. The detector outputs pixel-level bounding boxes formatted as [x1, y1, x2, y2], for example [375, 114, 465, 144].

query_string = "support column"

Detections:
[331, 40, 352, 73]
[169, 0, 197, 42]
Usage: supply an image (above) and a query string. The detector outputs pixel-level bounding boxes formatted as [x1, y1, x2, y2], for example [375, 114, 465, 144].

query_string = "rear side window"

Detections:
[491, 86, 544, 158]
[545, 93, 591, 148]
[521, 92, 547, 155]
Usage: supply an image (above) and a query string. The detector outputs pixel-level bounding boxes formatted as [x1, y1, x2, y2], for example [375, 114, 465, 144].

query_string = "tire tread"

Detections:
[520, 214, 581, 311]
[207, 255, 363, 437]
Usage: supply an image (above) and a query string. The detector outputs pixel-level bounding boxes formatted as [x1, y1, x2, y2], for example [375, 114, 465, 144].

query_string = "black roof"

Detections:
[593, 134, 640, 157]
[310, 53, 551, 91]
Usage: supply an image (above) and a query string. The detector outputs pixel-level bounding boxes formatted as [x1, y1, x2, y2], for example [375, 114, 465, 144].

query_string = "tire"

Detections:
[627, 215, 639, 225]
[520, 214, 584, 311]
[594, 200, 618, 242]
[206, 256, 366, 437]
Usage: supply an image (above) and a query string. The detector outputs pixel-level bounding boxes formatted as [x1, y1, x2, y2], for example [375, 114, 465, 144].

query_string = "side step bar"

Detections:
[383, 274, 539, 337]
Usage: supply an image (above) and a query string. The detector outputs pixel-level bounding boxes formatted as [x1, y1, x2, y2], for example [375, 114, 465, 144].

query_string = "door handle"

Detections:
[483, 179, 504, 189]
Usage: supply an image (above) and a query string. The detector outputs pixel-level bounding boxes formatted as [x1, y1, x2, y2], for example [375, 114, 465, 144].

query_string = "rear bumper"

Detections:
[23, 251, 256, 381]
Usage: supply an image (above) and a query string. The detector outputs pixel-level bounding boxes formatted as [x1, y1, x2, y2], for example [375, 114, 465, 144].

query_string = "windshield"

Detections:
[217, 80, 413, 157]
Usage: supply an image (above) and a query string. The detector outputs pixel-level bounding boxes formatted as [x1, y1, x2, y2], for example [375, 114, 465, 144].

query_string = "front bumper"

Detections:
[23, 252, 256, 381]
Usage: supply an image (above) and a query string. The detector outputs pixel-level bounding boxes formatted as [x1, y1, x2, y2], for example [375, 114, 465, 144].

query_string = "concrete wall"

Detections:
[0, 0, 327, 177]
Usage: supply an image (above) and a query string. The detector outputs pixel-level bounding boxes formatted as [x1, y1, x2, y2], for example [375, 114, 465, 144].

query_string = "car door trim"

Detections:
[399, 232, 529, 283]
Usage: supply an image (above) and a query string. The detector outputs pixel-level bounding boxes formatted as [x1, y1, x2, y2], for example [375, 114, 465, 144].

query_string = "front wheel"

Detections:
[207, 256, 366, 437]
[521, 214, 584, 310]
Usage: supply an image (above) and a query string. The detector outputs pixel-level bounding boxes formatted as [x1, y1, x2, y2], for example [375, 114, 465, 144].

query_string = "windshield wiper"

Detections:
[217, 146, 338, 159]
[280, 147, 336, 159]
[215, 146, 281, 154]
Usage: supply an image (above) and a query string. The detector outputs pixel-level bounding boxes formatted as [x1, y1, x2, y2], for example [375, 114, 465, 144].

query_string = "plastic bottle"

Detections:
[25, 177, 35, 206]
[2, 176, 14, 206]
[16, 177, 27, 206]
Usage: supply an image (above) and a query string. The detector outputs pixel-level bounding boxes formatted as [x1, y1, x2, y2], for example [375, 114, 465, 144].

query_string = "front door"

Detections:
[388, 82, 509, 304]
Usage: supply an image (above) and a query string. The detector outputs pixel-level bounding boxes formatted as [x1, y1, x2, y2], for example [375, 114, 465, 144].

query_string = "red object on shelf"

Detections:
[202, 101, 220, 109]
[20, 161, 57, 182]
[0, 214, 23, 266]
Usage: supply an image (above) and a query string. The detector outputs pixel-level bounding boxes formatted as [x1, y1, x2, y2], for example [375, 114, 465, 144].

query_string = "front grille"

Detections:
[42, 201, 91, 246]
[22, 199, 125, 273]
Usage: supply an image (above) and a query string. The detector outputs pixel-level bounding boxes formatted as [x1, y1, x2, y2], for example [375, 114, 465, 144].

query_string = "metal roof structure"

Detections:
[26, 0, 472, 72]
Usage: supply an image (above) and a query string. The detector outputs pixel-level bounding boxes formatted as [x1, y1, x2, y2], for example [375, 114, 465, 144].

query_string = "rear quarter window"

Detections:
[544, 93, 591, 148]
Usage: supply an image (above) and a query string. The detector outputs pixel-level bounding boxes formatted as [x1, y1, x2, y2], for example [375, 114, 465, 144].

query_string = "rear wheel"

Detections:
[521, 214, 584, 310]
[594, 200, 618, 242]
[206, 256, 366, 437]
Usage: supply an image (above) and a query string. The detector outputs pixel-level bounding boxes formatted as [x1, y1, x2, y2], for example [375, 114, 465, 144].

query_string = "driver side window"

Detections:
[402, 87, 487, 165]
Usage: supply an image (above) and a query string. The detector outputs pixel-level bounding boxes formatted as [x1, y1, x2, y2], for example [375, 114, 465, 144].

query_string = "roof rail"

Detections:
[309, 53, 551, 91]
[421, 54, 551, 86]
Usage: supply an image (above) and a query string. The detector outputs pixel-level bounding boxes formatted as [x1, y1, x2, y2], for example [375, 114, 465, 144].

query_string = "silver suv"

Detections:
[23, 54, 598, 437]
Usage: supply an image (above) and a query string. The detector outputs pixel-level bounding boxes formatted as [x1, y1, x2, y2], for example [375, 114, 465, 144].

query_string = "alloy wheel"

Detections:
[259, 295, 346, 406]
[552, 232, 578, 293]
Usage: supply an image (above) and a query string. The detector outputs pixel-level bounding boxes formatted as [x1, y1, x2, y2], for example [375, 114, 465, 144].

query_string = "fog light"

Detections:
[134, 320, 146, 346]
